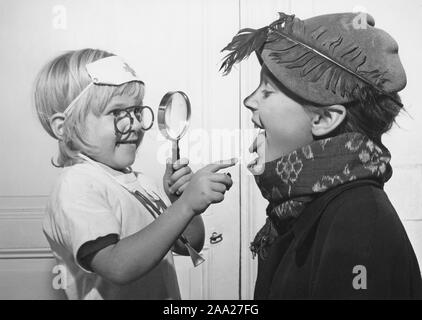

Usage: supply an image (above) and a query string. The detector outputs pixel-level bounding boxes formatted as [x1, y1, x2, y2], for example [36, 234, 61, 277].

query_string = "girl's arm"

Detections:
[163, 158, 206, 255]
[89, 161, 235, 285]
[90, 198, 195, 285]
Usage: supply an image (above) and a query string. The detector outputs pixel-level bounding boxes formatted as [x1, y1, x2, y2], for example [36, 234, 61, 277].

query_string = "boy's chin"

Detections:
[247, 158, 265, 176]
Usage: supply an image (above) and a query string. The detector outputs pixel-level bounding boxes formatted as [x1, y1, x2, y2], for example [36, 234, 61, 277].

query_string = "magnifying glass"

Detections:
[157, 91, 205, 267]
[158, 91, 191, 163]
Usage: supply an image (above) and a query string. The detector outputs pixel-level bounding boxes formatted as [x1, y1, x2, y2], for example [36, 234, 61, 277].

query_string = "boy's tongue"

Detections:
[248, 129, 266, 173]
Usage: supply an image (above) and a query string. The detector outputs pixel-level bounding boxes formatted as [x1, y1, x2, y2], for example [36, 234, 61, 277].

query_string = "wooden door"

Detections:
[0, 0, 240, 299]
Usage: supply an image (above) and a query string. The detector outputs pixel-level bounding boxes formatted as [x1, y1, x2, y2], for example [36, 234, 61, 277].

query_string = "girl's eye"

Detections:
[110, 109, 126, 120]
[110, 110, 125, 118]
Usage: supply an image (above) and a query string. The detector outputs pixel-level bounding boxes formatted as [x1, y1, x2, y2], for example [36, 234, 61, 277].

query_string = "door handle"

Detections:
[209, 232, 223, 244]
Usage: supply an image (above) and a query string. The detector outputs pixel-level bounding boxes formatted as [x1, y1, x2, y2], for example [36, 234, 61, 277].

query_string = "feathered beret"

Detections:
[221, 12, 406, 107]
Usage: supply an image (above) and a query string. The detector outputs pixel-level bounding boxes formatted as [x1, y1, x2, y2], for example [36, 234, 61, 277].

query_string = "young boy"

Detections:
[221, 12, 422, 299]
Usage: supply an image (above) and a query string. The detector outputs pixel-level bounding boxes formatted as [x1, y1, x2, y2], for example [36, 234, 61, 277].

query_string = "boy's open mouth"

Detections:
[248, 119, 266, 174]
[252, 119, 264, 130]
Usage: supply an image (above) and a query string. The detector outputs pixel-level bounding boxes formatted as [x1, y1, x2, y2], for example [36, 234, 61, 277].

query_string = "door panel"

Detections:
[0, 197, 65, 299]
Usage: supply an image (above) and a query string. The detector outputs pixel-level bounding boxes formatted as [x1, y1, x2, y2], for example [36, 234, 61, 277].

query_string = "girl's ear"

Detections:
[310, 105, 346, 137]
[49, 113, 66, 140]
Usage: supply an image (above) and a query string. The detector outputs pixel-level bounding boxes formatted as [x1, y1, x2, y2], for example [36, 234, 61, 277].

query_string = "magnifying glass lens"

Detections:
[165, 93, 189, 138]
[158, 91, 191, 162]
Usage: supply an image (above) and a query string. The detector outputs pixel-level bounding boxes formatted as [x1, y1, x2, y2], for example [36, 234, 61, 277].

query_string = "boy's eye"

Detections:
[262, 90, 273, 98]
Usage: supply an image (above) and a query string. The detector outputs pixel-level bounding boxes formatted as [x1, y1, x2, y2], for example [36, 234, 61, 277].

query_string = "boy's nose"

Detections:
[243, 93, 258, 113]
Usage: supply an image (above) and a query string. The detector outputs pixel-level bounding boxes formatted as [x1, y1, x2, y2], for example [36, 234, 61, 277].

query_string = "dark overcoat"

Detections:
[254, 179, 422, 299]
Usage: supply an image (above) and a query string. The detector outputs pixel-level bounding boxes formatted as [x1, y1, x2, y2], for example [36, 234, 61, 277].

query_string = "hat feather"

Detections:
[220, 26, 269, 75]
[267, 13, 396, 102]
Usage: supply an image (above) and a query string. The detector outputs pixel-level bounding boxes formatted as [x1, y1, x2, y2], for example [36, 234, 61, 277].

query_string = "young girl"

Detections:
[221, 12, 422, 299]
[35, 48, 235, 300]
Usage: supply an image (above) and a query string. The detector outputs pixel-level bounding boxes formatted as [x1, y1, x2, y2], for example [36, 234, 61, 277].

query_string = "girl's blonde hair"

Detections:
[34, 48, 145, 167]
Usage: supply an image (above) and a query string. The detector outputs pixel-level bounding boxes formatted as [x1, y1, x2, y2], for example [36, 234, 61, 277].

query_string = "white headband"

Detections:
[63, 56, 143, 115]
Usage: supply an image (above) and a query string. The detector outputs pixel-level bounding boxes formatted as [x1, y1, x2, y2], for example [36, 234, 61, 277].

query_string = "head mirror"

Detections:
[158, 91, 191, 162]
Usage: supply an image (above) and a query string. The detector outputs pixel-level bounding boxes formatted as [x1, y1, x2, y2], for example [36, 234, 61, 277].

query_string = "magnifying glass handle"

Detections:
[172, 140, 180, 163]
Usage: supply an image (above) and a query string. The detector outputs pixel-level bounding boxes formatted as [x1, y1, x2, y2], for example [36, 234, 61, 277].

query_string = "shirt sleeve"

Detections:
[77, 234, 120, 272]
[55, 171, 121, 272]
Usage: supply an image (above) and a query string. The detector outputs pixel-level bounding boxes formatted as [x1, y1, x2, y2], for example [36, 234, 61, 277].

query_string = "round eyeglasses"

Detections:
[113, 106, 154, 135]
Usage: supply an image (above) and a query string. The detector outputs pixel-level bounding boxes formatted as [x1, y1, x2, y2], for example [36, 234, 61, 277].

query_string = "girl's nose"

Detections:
[130, 111, 143, 132]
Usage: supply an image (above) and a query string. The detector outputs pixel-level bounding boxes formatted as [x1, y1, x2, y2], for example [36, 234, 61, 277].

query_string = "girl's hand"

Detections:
[177, 158, 237, 215]
[163, 158, 193, 203]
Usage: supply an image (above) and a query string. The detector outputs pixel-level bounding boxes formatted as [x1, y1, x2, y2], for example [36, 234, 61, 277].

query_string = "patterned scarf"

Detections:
[250, 132, 392, 259]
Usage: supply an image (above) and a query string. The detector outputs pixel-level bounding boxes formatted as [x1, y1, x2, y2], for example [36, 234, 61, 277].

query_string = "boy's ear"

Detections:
[310, 105, 346, 137]
[49, 113, 66, 140]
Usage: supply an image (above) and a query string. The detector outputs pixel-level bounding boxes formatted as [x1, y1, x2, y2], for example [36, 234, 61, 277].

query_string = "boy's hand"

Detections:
[177, 158, 237, 215]
[163, 158, 193, 203]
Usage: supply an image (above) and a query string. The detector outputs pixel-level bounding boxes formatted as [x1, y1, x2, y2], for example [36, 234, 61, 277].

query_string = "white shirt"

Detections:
[43, 161, 181, 300]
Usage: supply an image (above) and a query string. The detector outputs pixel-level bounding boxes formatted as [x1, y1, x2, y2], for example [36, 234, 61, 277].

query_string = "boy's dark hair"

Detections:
[331, 89, 402, 143]
[266, 65, 402, 143]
